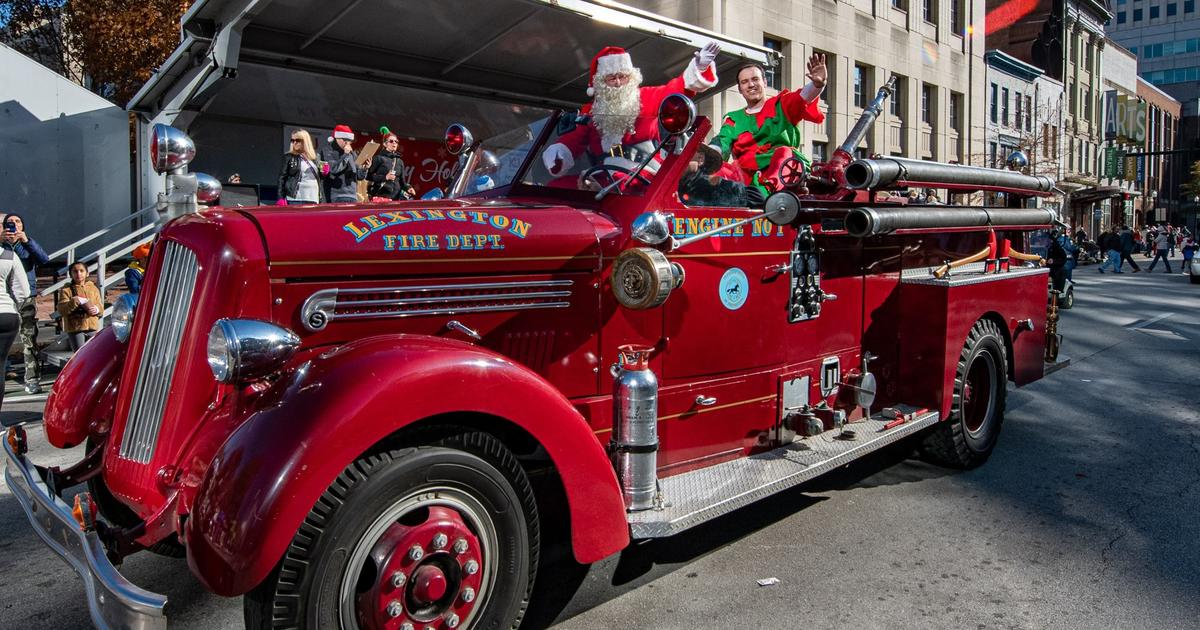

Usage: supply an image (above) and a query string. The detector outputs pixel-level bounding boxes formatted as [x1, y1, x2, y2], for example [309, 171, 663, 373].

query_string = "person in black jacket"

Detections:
[277, 130, 323, 205]
[322, 124, 363, 203]
[366, 134, 416, 200]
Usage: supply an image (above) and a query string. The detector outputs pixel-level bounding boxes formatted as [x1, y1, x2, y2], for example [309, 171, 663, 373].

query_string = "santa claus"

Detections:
[542, 42, 721, 176]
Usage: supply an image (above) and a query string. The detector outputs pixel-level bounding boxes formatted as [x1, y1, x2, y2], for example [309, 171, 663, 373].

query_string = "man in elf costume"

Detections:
[712, 53, 828, 194]
[542, 42, 721, 179]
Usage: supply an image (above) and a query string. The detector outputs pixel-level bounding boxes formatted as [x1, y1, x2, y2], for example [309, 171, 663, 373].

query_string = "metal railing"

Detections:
[41, 205, 159, 306]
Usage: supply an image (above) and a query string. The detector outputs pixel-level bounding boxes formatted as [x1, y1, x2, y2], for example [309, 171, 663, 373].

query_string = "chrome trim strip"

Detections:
[5, 440, 168, 630]
[341, 290, 572, 308]
[333, 301, 571, 320]
[301, 280, 575, 331]
[120, 242, 199, 464]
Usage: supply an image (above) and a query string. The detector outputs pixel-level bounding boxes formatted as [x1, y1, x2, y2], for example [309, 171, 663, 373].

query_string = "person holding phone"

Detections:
[56, 262, 102, 351]
[2, 213, 49, 394]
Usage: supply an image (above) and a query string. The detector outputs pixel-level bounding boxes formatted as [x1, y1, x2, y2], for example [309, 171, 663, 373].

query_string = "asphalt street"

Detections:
[1, 262, 1197, 630]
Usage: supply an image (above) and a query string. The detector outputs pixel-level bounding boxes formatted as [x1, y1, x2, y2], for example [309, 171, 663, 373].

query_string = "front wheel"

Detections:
[245, 432, 539, 630]
[1060, 285, 1075, 309]
[921, 319, 1008, 469]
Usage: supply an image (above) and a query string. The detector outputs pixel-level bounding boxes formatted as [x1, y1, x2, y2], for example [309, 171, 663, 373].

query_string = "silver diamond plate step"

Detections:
[628, 407, 941, 538]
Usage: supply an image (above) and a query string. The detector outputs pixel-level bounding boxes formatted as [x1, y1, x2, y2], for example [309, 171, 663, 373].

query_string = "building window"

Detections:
[1150, 5, 1160, 17]
[923, 0, 936, 23]
[1118, 11, 1127, 22]
[1043, 124, 1051, 157]
[890, 75, 906, 117]
[1083, 86, 1091, 119]
[1167, 2, 1177, 15]
[989, 83, 998, 122]
[1186, 0, 1195, 13]
[812, 142, 828, 161]
[1001, 87, 1009, 126]
[949, 92, 961, 130]
[854, 65, 867, 108]
[951, 0, 963, 33]
[1015, 91, 1023, 129]
[990, 142, 998, 168]
[1134, 8, 1143, 20]
[892, 0, 907, 10]
[1025, 94, 1033, 131]
[763, 36, 785, 90]
[922, 84, 933, 124]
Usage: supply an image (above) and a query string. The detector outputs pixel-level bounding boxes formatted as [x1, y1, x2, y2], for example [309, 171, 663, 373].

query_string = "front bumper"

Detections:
[3, 432, 168, 630]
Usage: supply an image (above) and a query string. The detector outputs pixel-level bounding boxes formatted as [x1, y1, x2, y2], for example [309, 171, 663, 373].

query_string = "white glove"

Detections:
[542, 143, 575, 175]
[695, 41, 721, 68]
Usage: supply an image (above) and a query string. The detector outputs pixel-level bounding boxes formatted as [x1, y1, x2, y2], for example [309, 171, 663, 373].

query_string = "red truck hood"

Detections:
[242, 198, 604, 278]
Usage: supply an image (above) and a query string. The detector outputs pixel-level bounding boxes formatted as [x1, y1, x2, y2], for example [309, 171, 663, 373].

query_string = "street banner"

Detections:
[1104, 91, 1117, 142]
[1124, 154, 1137, 181]
[1112, 94, 1147, 148]
[1136, 155, 1145, 182]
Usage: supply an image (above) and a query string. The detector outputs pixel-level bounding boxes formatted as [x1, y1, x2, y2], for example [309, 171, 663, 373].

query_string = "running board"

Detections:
[628, 407, 940, 538]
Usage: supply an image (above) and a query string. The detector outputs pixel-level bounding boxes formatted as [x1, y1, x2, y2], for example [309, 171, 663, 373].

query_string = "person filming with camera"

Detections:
[56, 262, 102, 351]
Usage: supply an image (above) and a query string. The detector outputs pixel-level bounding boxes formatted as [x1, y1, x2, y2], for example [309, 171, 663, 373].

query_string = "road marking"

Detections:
[1127, 312, 1174, 331]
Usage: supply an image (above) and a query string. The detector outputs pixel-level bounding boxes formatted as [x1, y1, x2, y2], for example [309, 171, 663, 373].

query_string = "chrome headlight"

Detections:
[207, 319, 301, 383]
[111, 293, 138, 343]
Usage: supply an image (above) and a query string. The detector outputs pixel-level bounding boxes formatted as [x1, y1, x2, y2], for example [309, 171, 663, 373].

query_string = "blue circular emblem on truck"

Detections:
[719, 267, 749, 310]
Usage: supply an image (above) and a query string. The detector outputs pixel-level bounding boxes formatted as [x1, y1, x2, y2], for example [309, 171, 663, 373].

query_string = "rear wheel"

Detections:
[921, 319, 1008, 469]
[244, 432, 538, 630]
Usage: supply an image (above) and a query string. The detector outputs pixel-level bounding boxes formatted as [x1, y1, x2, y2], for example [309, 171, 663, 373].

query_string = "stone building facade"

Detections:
[987, 0, 1114, 229]
[984, 50, 1065, 212]
[628, 0, 986, 169]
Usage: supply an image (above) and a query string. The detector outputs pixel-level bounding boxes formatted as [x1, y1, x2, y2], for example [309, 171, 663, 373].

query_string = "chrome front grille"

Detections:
[119, 241, 199, 464]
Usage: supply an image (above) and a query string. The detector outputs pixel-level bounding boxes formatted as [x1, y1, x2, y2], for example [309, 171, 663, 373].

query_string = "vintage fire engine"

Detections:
[6, 82, 1063, 630]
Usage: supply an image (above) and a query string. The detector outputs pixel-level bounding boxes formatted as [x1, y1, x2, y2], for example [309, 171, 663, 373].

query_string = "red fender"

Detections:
[44, 328, 125, 448]
[185, 334, 629, 596]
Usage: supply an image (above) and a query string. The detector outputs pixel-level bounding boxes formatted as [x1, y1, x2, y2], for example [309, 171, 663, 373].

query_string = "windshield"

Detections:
[516, 111, 667, 196]
[452, 117, 550, 195]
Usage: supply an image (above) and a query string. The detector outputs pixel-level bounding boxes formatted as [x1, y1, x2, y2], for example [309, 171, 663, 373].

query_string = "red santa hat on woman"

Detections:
[588, 46, 635, 96]
[331, 124, 354, 141]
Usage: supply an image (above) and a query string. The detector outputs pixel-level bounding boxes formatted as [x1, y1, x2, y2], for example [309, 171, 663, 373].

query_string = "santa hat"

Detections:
[588, 46, 634, 96]
[332, 124, 354, 140]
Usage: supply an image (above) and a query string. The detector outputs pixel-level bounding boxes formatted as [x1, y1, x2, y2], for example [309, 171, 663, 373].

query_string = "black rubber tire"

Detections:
[244, 431, 538, 630]
[1190, 274, 1199, 284]
[921, 319, 1008, 469]
[1060, 286, 1074, 309]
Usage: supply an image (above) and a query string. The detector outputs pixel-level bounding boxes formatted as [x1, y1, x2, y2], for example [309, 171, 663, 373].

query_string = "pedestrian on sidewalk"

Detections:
[1097, 226, 1123, 273]
[56, 262, 102, 351]
[1118, 225, 1141, 273]
[2, 213, 49, 394]
[1182, 237, 1196, 274]
[1148, 230, 1173, 273]
[0, 245, 30, 409]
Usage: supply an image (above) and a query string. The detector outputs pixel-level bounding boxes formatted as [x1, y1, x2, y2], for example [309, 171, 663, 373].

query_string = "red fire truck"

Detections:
[5, 83, 1063, 630]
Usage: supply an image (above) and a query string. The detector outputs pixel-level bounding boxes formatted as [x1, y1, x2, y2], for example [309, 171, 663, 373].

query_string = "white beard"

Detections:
[591, 69, 643, 150]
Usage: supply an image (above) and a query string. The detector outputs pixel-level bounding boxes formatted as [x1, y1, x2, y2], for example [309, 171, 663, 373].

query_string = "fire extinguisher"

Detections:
[610, 344, 660, 512]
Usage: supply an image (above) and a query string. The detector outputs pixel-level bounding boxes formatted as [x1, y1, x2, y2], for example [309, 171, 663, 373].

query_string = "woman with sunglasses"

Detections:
[277, 130, 324, 205]
[366, 133, 416, 200]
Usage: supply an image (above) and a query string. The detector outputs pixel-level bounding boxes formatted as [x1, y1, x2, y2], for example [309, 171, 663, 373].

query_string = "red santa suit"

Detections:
[542, 46, 718, 176]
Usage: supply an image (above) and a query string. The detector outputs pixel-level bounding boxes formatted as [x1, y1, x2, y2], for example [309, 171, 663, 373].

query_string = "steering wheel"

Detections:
[778, 156, 808, 190]
[580, 163, 653, 192]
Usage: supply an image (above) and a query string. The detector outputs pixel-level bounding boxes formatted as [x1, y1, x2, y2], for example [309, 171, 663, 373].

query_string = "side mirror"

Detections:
[445, 124, 474, 156]
[150, 124, 196, 174]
